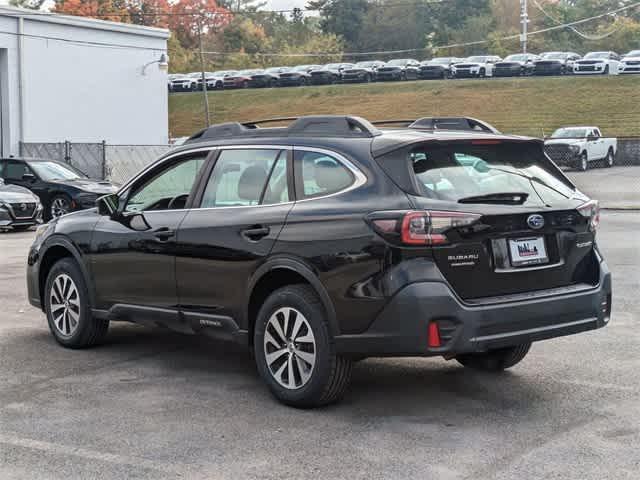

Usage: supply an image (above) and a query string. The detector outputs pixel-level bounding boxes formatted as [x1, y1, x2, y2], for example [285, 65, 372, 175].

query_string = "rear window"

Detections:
[377, 142, 575, 206]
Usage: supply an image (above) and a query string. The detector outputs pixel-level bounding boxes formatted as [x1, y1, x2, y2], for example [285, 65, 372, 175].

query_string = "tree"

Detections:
[308, 0, 369, 50]
[169, 0, 232, 49]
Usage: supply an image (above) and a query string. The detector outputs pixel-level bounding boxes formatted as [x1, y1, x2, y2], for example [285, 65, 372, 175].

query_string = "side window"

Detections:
[4, 161, 29, 180]
[125, 155, 207, 212]
[294, 150, 354, 199]
[200, 149, 283, 208]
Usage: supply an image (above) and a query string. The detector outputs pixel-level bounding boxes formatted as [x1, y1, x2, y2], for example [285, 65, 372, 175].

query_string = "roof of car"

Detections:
[171, 116, 537, 159]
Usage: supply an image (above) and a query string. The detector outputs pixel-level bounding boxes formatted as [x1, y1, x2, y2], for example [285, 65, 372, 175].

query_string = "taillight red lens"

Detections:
[400, 210, 480, 246]
[577, 200, 600, 232]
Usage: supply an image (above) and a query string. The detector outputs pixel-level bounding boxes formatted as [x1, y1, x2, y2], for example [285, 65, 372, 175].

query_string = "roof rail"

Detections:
[185, 115, 381, 144]
[370, 119, 416, 127]
[409, 117, 500, 134]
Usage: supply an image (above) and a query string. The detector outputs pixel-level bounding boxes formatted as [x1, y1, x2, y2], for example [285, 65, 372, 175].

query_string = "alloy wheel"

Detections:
[49, 273, 81, 337]
[263, 307, 316, 390]
[607, 150, 614, 167]
[51, 197, 70, 218]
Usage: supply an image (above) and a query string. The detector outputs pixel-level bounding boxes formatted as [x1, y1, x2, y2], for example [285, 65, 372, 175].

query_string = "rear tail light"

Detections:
[427, 321, 441, 348]
[577, 200, 600, 232]
[370, 210, 481, 246]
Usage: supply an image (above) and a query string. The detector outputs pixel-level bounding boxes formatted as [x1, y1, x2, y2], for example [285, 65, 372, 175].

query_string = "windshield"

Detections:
[293, 65, 310, 71]
[386, 59, 409, 66]
[429, 58, 451, 64]
[625, 50, 640, 57]
[465, 56, 488, 63]
[542, 53, 567, 60]
[29, 162, 85, 181]
[505, 54, 528, 62]
[584, 52, 609, 59]
[213, 70, 236, 76]
[398, 143, 574, 206]
[240, 70, 262, 75]
[552, 128, 588, 138]
[355, 61, 377, 68]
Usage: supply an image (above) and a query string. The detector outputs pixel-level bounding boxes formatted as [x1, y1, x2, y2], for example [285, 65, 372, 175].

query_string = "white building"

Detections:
[0, 6, 169, 157]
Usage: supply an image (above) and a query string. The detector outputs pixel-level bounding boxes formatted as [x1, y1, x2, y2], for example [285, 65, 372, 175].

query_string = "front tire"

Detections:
[456, 343, 531, 372]
[254, 285, 352, 408]
[579, 152, 589, 171]
[44, 258, 108, 349]
[48, 194, 72, 220]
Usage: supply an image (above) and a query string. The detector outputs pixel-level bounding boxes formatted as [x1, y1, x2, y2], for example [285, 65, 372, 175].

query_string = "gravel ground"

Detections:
[0, 211, 638, 480]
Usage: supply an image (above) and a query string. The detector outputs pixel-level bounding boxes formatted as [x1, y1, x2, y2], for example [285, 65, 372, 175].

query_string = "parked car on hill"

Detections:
[545, 126, 617, 171]
[493, 53, 540, 77]
[376, 59, 421, 81]
[309, 63, 354, 85]
[452, 55, 502, 78]
[0, 177, 43, 230]
[277, 65, 322, 87]
[618, 50, 640, 74]
[533, 52, 581, 75]
[417, 57, 464, 79]
[223, 70, 262, 89]
[341, 60, 385, 83]
[169, 73, 199, 92]
[249, 67, 286, 88]
[198, 70, 237, 90]
[0, 158, 117, 220]
[27, 114, 612, 408]
[573, 51, 620, 75]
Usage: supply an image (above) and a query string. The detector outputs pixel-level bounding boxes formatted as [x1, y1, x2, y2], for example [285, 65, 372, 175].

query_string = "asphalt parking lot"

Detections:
[567, 166, 640, 209]
[1, 212, 639, 480]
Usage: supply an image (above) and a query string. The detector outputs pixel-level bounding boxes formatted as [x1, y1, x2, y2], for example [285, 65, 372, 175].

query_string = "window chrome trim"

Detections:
[117, 144, 367, 212]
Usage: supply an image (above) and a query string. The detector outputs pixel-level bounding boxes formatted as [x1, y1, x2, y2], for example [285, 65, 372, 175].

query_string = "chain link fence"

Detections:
[20, 141, 171, 185]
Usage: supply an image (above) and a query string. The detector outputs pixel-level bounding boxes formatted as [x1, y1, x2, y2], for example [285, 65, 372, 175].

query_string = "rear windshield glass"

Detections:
[381, 142, 575, 206]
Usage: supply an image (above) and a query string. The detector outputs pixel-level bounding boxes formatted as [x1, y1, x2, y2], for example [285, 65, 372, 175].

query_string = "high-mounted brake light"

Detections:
[577, 200, 600, 232]
[400, 210, 481, 246]
[471, 139, 502, 145]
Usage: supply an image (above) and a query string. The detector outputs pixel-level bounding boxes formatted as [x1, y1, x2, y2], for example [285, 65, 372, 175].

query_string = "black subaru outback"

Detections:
[26, 115, 611, 408]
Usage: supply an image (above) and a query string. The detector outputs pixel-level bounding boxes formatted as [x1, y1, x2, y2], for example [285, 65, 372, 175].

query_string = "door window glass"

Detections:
[262, 154, 290, 205]
[294, 150, 354, 199]
[200, 149, 282, 208]
[126, 156, 206, 212]
[4, 162, 29, 180]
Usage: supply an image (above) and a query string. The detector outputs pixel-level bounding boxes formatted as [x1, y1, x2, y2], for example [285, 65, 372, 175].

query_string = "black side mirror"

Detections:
[587, 135, 596, 141]
[97, 193, 119, 217]
[22, 173, 36, 183]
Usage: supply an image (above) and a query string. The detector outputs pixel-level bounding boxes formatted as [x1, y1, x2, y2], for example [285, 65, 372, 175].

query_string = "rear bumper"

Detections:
[335, 259, 611, 356]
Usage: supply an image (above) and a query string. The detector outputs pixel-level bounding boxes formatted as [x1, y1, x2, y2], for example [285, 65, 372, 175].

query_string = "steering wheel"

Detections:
[167, 194, 189, 210]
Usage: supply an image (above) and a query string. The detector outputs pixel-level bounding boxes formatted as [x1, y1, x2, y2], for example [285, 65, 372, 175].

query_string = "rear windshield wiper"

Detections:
[458, 192, 529, 205]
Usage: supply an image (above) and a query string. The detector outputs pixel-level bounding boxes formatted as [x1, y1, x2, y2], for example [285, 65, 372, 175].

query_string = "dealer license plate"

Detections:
[508, 237, 548, 267]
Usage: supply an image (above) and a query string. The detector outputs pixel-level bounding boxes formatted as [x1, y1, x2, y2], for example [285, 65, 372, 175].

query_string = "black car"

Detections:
[26, 115, 612, 408]
[277, 65, 322, 87]
[418, 57, 463, 79]
[493, 53, 540, 77]
[249, 67, 286, 88]
[533, 52, 581, 75]
[341, 60, 385, 83]
[0, 177, 43, 230]
[0, 158, 117, 221]
[309, 63, 354, 85]
[376, 59, 421, 81]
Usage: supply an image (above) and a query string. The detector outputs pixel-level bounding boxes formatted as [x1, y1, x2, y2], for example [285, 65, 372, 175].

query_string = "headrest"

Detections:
[237, 165, 268, 201]
[314, 160, 351, 190]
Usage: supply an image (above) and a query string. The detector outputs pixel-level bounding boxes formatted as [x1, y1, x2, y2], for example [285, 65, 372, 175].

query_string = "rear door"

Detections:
[175, 147, 294, 328]
[376, 140, 598, 300]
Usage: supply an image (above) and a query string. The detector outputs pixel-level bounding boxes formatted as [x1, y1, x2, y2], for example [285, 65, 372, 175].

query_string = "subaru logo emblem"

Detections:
[527, 214, 545, 230]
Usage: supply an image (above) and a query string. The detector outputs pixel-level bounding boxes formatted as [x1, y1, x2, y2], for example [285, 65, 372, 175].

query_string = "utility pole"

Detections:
[520, 0, 529, 54]
[197, 18, 211, 127]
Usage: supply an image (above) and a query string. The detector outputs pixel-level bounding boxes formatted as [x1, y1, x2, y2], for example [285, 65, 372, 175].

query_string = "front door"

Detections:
[90, 151, 211, 312]
[175, 147, 294, 329]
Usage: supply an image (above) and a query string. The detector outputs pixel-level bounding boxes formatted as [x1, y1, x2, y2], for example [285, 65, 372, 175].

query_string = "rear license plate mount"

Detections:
[508, 236, 548, 267]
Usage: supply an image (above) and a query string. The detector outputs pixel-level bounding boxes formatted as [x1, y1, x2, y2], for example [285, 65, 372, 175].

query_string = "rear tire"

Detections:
[44, 258, 108, 349]
[456, 343, 531, 372]
[254, 285, 352, 408]
[605, 148, 614, 167]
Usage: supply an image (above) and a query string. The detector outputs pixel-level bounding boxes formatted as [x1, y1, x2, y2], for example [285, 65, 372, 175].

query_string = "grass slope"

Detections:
[169, 75, 640, 138]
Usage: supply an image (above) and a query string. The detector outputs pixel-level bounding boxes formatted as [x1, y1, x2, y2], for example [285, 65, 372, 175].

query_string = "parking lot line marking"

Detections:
[0, 433, 199, 476]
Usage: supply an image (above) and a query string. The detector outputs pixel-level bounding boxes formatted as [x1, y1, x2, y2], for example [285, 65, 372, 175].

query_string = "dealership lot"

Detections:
[0, 210, 638, 480]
